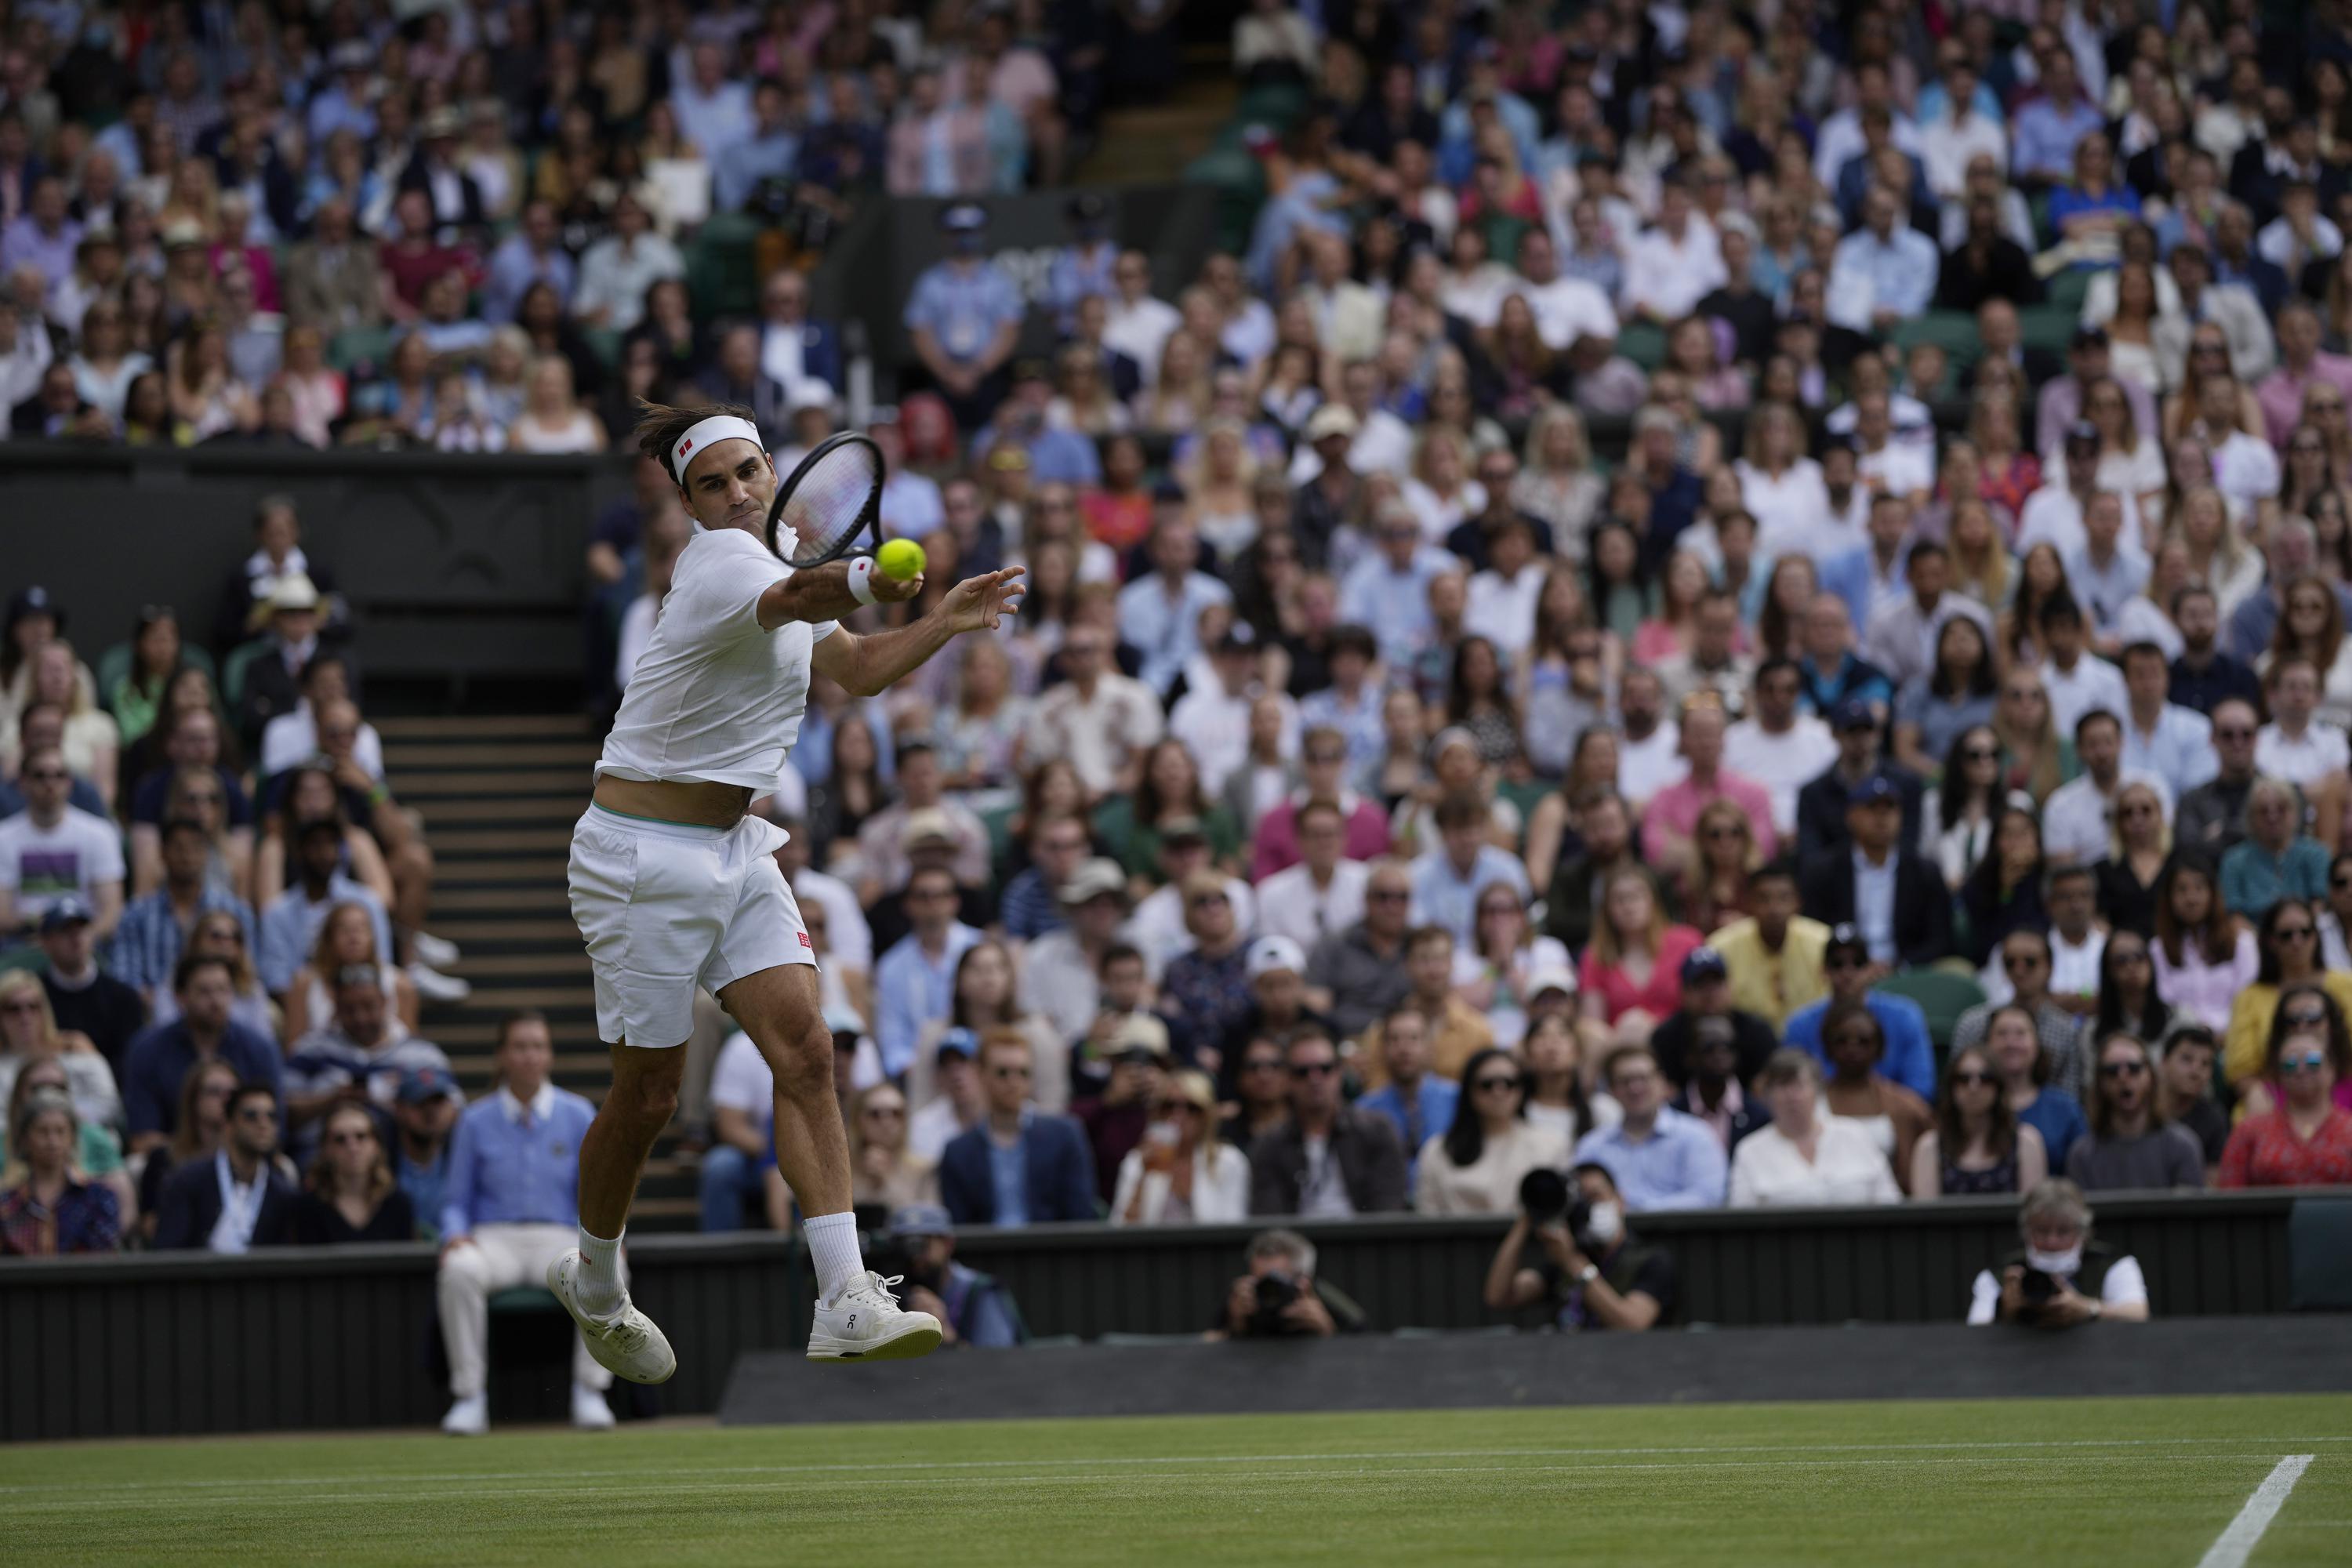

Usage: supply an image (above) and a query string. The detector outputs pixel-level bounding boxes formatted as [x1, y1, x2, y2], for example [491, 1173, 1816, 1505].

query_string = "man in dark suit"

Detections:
[1796, 701, 1926, 863]
[153, 1081, 299, 1250]
[1247, 1029, 1409, 1215]
[397, 107, 487, 233]
[1798, 775, 1951, 971]
[938, 1033, 1099, 1225]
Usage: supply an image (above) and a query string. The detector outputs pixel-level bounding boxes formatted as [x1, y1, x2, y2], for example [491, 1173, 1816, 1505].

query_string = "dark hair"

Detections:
[1962, 805, 2043, 909]
[949, 938, 1025, 1029]
[172, 951, 234, 994]
[2263, 983, 2352, 1080]
[1749, 858, 1798, 891]
[1820, 999, 1885, 1071]
[1936, 724, 2003, 833]
[2154, 848, 2236, 969]
[2087, 1032, 2161, 1139]
[1583, 520, 1649, 608]
[2092, 929, 2169, 1041]
[2037, 595, 2083, 633]
[1441, 1046, 1523, 1168]
[1934, 1044, 2019, 1163]
[494, 1009, 548, 1051]
[227, 1081, 278, 1120]
[1098, 941, 1144, 975]
[2255, 898, 2323, 985]
[1927, 615, 1995, 700]
[1432, 791, 1486, 832]
[160, 815, 210, 845]
[1907, 539, 1950, 568]
[2071, 709, 2121, 746]
[1445, 633, 1514, 728]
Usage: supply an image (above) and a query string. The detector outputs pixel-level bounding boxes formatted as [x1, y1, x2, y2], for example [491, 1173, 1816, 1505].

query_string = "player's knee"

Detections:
[619, 1073, 681, 1130]
[768, 1026, 834, 1099]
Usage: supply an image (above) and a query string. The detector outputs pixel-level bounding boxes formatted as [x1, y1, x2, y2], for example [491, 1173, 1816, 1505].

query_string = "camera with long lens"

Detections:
[1250, 1269, 1301, 1333]
[1519, 1167, 1592, 1240]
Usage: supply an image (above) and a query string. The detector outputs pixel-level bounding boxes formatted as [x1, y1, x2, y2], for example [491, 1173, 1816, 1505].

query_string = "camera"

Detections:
[1519, 1167, 1592, 1240]
[2013, 1268, 2060, 1323]
[1252, 1268, 1301, 1326]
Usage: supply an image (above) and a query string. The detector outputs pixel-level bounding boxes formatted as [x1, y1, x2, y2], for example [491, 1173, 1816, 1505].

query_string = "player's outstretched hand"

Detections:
[870, 565, 924, 604]
[942, 566, 1027, 633]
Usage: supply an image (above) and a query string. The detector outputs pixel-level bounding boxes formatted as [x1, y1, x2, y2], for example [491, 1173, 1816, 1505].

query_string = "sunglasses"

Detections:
[328, 1129, 375, 1145]
[863, 1105, 906, 1120]
[2281, 1050, 2328, 1072]
[2275, 927, 2317, 942]
[2098, 1061, 2148, 1078]
[1950, 1070, 1996, 1087]
[2002, 954, 2046, 971]
[1290, 1062, 1338, 1079]
[1963, 746, 1998, 761]
[1473, 1075, 1522, 1092]
[2282, 1007, 2328, 1028]
[234, 1106, 274, 1122]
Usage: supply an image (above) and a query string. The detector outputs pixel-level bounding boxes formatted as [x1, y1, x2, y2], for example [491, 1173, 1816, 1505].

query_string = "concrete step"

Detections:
[434, 857, 570, 887]
[376, 713, 589, 739]
[396, 769, 588, 798]
[412, 797, 584, 824]
[432, 827, 579, 856]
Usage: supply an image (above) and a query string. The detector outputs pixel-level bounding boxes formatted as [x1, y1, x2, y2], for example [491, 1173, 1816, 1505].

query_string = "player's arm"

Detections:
[756, 559, 919, 630]
[810, 568, 1027, 696]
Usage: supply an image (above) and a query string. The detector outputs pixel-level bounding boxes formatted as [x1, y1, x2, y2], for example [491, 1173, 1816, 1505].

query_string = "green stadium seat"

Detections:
[0, 947, 47, 977]
[218, 639, 271, 713]
[1617, 322, 1668, 371]
[1234, 82, 1310, 133]
[2044, 266, 2092, 317]
[93, 641, 218, 713]
[2018, 305, 2078, 354]
[687, 212, 766, 321]
[1873, 969, 1987, 1053]
[1890, 311, 1982, 365]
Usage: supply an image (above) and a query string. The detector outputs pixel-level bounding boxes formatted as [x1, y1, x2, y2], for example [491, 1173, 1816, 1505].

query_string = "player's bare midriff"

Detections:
[592, 775, 755, 829]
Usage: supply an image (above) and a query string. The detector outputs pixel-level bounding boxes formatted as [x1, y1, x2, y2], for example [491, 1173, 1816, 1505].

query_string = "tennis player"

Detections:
[546, 402, 1024, 1375]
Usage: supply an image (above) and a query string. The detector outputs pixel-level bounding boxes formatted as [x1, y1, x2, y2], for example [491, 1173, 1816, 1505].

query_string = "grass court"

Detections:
[15, 1393, 2351, 1566]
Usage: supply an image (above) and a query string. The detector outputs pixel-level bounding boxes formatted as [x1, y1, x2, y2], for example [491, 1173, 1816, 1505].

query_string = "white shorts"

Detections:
[568, 804, 813, 1047]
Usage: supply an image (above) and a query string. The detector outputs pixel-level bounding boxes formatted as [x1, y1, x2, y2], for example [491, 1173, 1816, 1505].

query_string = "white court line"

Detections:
[11, 1450, 2307, 1515]
[2196, 1454, 2314, 1568]
[10, 1433, 2347, 1498]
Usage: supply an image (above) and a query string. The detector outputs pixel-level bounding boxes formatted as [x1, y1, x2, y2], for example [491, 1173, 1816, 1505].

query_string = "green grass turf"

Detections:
[12, 1395, 2351, 1566]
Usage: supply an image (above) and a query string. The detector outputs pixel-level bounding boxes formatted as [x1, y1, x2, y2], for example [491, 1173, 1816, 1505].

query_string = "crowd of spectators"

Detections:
[11, 1, 2352, 1352]
[0, 0, 1121, 451]
[0, 498, 476, 1256]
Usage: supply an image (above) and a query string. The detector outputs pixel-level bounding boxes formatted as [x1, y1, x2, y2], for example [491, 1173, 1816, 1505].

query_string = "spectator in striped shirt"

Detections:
[107, 818, 256, 1014]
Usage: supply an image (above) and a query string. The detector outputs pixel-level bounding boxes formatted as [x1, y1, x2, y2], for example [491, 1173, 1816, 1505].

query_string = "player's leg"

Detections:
[716, 960, 941, 1361]
[549, 1043, 682, 1385]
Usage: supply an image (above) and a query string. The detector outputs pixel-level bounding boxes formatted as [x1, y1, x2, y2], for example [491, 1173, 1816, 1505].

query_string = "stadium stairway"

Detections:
[377, 714, 702, 1232]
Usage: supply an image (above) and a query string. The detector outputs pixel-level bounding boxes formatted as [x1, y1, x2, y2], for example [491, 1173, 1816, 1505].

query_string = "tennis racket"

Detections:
[764, 430, 886, 567]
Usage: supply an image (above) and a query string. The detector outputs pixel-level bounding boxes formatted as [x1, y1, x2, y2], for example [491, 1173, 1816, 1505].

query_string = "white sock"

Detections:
[576, 1225, 624, 1312]
[804, 1210, 866, 1303]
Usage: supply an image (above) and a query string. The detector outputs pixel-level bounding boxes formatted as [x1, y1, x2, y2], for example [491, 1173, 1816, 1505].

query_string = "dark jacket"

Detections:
[151, 1154, 299, 1250]
[1795, 761, 1926, 865]
[42, 968, 149, 1075]
[1247, 1107, 1409, 1216]
[938, 1112, 1100, 1225]
[1797, 848, 1952, 970]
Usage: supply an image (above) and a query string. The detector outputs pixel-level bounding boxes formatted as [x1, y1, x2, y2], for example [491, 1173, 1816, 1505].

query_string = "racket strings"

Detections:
[777, 439, 884, 564]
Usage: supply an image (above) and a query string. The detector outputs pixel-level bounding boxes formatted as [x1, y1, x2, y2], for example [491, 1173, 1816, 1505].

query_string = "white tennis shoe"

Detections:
[808, 1272, 943, 1362]
[547, 1252, 677, 1385]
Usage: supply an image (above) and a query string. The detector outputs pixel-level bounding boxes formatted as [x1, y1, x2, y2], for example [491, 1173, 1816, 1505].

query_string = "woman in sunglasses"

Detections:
[1112, 1070, 1248, 1225]
[2218, 1026, 2352, 1188]
[1911, 1044, 2047, 1198]
[2095, 780, 2172, 938]
[292, 1102, 416, 1243]
[1412, 1047, 1570, 1216]
[2221, 902, 2352, 1094]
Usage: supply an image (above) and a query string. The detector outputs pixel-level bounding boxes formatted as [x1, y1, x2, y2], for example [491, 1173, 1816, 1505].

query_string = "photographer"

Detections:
[1211, 1229, 1367, 1339]
[878, 1205, 1025, 1348]
[1965, 1178, 2150, 1328]
[1483, 1162, 1674, 1332]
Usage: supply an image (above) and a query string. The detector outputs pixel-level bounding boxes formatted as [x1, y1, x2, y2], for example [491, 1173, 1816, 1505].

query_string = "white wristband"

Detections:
[846, 554, 879, 608]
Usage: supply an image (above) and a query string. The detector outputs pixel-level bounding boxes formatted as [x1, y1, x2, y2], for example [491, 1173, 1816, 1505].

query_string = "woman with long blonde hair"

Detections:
[1990, 665, 2074, 804]
[1679, 798, 1761, 938]
[1513, 403, 1605, 559]
[1181, 418, 1261, 561]
[0, 970, 117, 1132]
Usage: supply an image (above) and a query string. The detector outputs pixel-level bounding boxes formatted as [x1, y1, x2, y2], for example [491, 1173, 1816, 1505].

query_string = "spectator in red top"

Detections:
[2219, 1025, 2352, 1188]
[1577, 866, 1705, 1028]
[379, 190, 475, 321]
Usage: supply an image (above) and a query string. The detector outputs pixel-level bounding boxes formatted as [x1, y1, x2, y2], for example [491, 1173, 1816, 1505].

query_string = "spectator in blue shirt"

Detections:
[1046, 191, 1120, 330]
[1780, 925, 1940, 1102]
[1407, 789, 1534, 946]
[1828, 184, 1941, 334]
[477, 200, 575, 325]
[1354, 1007, 1460, 1184]
[971, 361, 1103, 485]
[1116, 517, 1234, 696]
[1338, 505, 1456, 670]
[1571, 1044, 1730, 1211]
[2220, 779, 2331, 920]
[122, 953, 282, 1152]
[392, 1065, 461, 1243]
[872, 866, 985, 1079]
[713, 79, 804, 212]
[903, 202, 1025, 426]
[108, 816, 256, 1012]
[2010, 49, 2103, 187]
[2045, 132, 2141, 263]
[256, 818, 393, 997]
[937, 1031, 1098, 1225]
[435, 1011, 613, 1436]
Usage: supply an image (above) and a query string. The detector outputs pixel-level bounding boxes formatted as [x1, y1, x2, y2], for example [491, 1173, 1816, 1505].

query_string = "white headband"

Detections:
[669, 416, 767, 485]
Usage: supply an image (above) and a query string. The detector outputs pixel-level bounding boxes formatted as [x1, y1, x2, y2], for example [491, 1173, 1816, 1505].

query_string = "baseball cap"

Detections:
[1245, 934, 1307, 981]
[1305, 405, 1360, 443]
[38, 897, 93, 934]
[1826, 923, 1870, 960]
[1680, 946, 1729, 985]
[939, 201, 988, 233]
[934, 1026, 980, 1062]
[1832, 697, 1878, 733]
[899, 807, 958, 849]
[1110, 1014, 1172, 1060]
[1525, 964, 1578, 1001]
[1058, 856, 1127, 905]
[1847, 774, 1901, 807]
[397, 1066, 460, 1105]
[888, 1203, 955, 1240]
[1428, 726, 1481, 764]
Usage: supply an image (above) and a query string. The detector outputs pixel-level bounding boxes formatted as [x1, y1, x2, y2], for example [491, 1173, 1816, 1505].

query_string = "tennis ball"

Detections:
[877, 538, 927, 581]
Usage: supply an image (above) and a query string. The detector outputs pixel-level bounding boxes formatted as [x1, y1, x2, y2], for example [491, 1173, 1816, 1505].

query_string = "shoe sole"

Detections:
[806, 1322, 945, 1362]
[547, 1259, 679, 1385]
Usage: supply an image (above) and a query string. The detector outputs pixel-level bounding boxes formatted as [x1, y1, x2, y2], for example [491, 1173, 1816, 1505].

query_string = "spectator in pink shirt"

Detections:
[1639, 700, 1777, 867]
[1577, 866, 1706, 1028]
[1251, 726, 1390, 878]
[2257, 301, 2352, 448]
